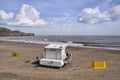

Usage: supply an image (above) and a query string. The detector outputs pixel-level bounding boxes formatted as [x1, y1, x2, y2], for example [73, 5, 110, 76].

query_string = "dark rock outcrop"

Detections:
[0, 27, 35, 36]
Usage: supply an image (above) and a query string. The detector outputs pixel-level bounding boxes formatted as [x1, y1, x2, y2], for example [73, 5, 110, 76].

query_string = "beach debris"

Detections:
[90, 61, 107, 69]
[40, 44, 72, 68]
[36, 56, 39, 60]
[12, 51, 20, 57]
[24, 60, 30, 63]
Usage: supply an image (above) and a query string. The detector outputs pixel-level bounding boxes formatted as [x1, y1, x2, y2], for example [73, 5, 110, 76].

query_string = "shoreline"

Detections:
[0, 40, 120, 51]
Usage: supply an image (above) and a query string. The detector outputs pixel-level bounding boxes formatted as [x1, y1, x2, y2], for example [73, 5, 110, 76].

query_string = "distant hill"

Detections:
[0, 27, 34, 36]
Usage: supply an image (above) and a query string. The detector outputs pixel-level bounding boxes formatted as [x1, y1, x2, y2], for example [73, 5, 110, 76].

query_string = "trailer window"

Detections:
[45, 49, 61, 60]
[49, 49, 56, 51]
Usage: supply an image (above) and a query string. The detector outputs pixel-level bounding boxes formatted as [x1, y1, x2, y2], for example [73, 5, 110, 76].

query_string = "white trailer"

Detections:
[40, 44, 72, 67]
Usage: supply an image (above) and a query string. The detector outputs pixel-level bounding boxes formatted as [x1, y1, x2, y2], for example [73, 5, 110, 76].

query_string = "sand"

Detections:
[0, 41, 120, 80]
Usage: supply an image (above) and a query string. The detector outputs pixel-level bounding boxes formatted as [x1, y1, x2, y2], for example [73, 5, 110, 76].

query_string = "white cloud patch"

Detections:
[109, 5, 120, 21]
[50, 13, 70, 25]
[78, 5, 120, 24]
[9, 4, 47, 26]
[0, 10, 14, 24]
[78, 7, 110, 24]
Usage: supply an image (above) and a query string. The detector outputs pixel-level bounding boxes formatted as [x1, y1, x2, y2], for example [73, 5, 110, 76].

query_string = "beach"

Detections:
[0, 41, 120, 80]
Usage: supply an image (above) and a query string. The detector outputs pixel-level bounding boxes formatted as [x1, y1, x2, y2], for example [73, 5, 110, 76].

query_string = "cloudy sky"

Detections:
[0, 0, 120, 35]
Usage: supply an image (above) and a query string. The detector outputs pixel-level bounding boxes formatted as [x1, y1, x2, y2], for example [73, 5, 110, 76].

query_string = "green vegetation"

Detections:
[0, 27, 34, 36]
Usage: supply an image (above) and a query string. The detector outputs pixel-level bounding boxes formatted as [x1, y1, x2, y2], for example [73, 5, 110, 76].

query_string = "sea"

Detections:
[0, 35, 120, 50]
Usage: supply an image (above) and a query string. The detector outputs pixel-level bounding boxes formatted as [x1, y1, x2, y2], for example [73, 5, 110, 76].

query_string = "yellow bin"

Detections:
[90, 61, 107, 69]
[12, 51, 20, 57]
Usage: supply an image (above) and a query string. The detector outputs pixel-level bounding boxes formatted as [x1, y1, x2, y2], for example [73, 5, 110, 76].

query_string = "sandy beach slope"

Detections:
[0, 41, 120, 80]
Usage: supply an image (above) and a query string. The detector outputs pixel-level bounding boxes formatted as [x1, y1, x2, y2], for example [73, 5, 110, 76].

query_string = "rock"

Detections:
[0, 27, 35, 36]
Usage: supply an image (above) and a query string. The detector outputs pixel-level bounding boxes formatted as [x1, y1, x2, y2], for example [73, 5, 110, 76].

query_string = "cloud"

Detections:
[0, 10, 14, 24]
[9, 4, 47, 26]
[50, 13, 70, 25]
[109, 5, 120, 21]
[78, 5, 120, 24]
[78, 7, 110, 24]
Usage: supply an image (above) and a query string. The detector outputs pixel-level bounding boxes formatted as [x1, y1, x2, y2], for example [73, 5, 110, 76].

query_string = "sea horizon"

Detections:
[0, 35, 120, 50]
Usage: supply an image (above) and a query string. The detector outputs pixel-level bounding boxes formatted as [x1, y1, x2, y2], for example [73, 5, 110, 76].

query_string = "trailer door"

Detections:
[46, 49, 56, 59]
[56, 49, 61, 60]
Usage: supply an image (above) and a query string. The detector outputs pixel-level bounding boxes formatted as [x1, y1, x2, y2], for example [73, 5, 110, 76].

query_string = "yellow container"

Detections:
[90, 61, 107, 69]
[12, 51, 20, 57]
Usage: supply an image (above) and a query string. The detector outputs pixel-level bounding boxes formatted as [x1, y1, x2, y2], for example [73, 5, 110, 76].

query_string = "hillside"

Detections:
[0, 27, 34, 36]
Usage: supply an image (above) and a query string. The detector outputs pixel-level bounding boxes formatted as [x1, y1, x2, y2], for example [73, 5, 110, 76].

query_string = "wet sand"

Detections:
[0, 41, 120, 80]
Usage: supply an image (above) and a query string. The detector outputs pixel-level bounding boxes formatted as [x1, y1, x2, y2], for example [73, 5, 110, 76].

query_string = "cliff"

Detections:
[0, 27, 34, 36]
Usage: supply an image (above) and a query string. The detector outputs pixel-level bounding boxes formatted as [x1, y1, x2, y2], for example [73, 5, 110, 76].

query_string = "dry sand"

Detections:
[0, 41, 120, 80]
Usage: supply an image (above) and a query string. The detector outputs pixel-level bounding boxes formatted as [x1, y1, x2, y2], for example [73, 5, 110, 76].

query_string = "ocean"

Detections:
[0, 36, 120, 50]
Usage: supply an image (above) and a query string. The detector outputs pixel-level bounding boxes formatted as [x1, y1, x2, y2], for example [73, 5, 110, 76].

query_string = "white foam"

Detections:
[1, 40, 120, 51]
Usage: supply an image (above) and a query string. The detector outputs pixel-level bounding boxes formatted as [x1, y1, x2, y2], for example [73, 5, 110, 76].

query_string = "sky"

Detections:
[0, 0, 120, 35]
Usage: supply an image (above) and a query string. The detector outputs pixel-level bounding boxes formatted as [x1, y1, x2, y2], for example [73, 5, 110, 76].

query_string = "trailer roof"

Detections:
[45, 44, 67, 49]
